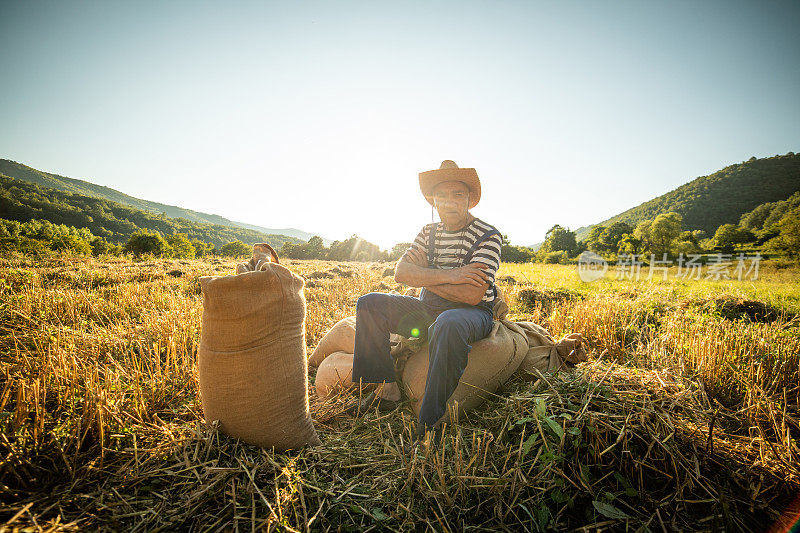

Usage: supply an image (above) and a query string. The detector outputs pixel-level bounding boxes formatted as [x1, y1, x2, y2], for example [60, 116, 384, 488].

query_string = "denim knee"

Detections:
[428, 310, 469, 341]
[356, 292, 383, 311]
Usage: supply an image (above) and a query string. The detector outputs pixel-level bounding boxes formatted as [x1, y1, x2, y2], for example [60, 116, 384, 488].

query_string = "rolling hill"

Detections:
[0, 159, 329, 244]
[574, 152, 800, 241]
[0, 174, 304, 249]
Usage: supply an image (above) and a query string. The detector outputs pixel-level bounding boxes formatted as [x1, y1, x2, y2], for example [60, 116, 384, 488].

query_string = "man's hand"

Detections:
[442, 263, 490, 287]
[396, 246, 448, 286]
[401, 246, 427, 267]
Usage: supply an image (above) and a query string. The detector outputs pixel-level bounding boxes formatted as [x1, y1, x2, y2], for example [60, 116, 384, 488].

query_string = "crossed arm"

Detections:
[394, 246, 491, 306]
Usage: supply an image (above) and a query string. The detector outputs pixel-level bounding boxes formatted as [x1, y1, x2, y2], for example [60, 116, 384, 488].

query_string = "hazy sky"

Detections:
[1, 1, 798, 248]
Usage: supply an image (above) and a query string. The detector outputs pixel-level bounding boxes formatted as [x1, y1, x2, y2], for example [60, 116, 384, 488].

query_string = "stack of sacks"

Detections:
[308, 316, 360, 398]
[309, 289, 420, 398]
[311, 291, 587, 424]
[198, 244, 320, 451]
[310, 293, 411, 399]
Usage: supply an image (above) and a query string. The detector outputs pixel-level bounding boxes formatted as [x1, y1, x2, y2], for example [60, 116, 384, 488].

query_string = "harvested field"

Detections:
[1, 256, 798, 531]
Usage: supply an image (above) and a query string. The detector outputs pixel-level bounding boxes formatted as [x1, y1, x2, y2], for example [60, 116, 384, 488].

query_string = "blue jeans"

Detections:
[351, 288, 494, 428]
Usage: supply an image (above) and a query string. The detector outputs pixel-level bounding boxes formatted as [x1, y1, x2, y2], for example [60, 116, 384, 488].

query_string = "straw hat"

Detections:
[418, 160, 481, 209]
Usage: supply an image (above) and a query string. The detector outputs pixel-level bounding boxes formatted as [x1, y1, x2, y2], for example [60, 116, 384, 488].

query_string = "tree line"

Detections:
[3, 164, 797, 263]
[0, 217, 399, 262]
[0, 219, 231, 258]
[281, 236, 542, 263]
[0, 217, 547, 264]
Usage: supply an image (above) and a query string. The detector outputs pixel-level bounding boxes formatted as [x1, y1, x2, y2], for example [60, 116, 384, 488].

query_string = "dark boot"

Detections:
[344, 391, 400, 417]
[404, 423, 445, 455]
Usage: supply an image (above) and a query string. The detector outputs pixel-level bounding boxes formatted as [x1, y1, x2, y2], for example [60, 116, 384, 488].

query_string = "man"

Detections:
[347, 160, 503, 444]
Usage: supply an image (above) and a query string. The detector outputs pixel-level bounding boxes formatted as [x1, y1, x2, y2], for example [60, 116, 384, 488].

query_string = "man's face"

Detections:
[432, 180, 470, 222]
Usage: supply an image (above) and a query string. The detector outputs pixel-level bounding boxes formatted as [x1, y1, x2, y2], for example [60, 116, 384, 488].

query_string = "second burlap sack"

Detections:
[309, 316, 356, 368]
[198, 264, 320, 451]
[315, 351, 358, 399]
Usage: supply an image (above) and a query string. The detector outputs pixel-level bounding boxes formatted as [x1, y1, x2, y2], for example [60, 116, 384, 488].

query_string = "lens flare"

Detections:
[411, 327, 420, 338]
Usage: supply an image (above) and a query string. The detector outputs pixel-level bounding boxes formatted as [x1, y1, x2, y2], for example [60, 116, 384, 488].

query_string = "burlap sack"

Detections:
[556, 333, 587, 364]
[513, 323, 587, 379]
[252, 243, 279, 264]
[401, 320, 529, 421]
[309, 316, 357, 368]
[315, 351, 364, 399]
[198, 265, 320, 451]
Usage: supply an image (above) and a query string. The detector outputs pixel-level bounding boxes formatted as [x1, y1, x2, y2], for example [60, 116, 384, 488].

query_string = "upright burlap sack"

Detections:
[198, 264, 320, 451]
[401, 320, 529, 421]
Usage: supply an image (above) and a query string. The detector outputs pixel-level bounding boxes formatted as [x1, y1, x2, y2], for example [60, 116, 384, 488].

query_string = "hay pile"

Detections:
[517, 288, 583, 316]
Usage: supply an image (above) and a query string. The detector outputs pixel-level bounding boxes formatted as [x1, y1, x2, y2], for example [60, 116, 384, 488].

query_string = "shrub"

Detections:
[502, 244, 536, 263]
[124, 230, 173, 257]
[166, 233, 196, 259]
[543, 250, 569, 264]
[0, 236, 50, 256]
[219, 240, 251, 258]
[50, 234, 92, 255]
[90, 237, 121, 256]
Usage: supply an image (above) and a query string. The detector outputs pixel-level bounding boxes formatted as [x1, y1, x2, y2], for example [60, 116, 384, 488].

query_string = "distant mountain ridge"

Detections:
[574, 152, 800, 241]
[0, 174, 305, 249]
[0, 159, 330, 244]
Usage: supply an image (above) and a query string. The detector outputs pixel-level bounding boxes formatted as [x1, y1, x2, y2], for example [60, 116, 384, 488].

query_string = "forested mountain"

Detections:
[574, 152, 800, 241]
[0, 159, 326, 242]
[0, 175, 302, 249]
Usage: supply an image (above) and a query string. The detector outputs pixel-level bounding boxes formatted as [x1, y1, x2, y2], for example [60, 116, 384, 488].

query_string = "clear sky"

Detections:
[1, 0, 798, 249]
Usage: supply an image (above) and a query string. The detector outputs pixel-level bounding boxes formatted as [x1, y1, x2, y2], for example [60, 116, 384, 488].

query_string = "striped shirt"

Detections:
[411, 218, 503, 304]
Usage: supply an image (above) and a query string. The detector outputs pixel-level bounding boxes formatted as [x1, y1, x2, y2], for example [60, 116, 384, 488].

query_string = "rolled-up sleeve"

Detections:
[470, 234, 502, 283]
